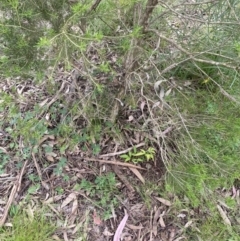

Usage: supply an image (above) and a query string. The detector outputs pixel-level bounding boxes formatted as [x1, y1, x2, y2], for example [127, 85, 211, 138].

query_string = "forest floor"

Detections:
[0, 59, 239, 241]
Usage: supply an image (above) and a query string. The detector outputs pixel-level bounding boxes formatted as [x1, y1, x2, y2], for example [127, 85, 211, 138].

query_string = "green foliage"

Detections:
[167, 195, 240, 240]
[167, 84, 240, 207]
[136, 181, 161, 209]
[0, 151, 10, 174]
[120, 147, 155, 164]
[0, 96, 48, 145]
[195, 215, 239, 241]
[1, 0, 240, 239]
[77, 172, 118, 219]
[0, 209, 55, 241]
[53, 157, 67, 176]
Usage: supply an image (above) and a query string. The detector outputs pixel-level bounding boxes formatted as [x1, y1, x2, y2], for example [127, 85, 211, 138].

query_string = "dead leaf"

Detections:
[127, 115, 134, 122]
[152, 101, 161, 109]
[140, 101, 146, 112]
[217, 204, 231, 226]
[177, 213, 186, 218]
[152, 207, 161, 236]
[46, 155, 55, 162]
[183, 81, 191, 86]
[103, 227, 114, 236]
[113, 212, 129, 241]
[159, 215, 166, 228]
[155, 197, 172, 206]
[4, 223, 13, 227]
[44, 195, 63, 204]
[159, 86, 165, 99]
[159, 211, 166, 228]
[174, 237, 185, 241]
[0, 147, 8, 153]
[63, 231, 68, 241]
[184, 220, 193, 228]
[61, 193, 77, 208]
[165, 88, 172, 96]
[45, 113, 50, 121]
[93, 210, 102, 225]
[126, 224, 143, 230]
[129, 167, 145, 184]
[39, 135, 55, 145]
[71, 199, 78, 215]
[72, 210, 89, 234]
[154, 79, 166, 91]
[52, 235, 62, 241]
[232, 186, 237, 198]
[112, 165, 135, 193]
[39, 98, 49, 107]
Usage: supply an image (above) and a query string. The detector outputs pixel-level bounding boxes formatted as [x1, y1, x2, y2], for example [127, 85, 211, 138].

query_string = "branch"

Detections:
[141, 0, 159, 32]
[89, 0, 102, 13]
[149, 29, 239, 71]
[0, 160, 28, 227]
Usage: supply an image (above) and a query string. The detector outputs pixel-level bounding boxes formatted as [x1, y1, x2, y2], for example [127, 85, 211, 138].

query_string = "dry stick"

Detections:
[99, 142, 145, 158]
[111, 1, 158, 122]
[41, 80, 67, 115]
[158, 0, 235, 26]
[149, 29, 238, 71]
[32, 152, 43, 182]
[84, 158, 146, 170]
[112, 165, 135, 193]
[89, 0, 102, 12]
[0, 160, 28, 227]
[193, 62, 240, 104]
[32, 152, 49, 191]
[79, 0, 104, 33]
[31, 135, 55, 190]
[140, 0, 159, 32]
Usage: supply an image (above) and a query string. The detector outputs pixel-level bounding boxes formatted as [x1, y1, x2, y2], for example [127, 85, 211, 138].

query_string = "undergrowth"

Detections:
[164, 80, 240, 239]
[167, 85, 240, 203]
[75, 172, 119, 220]
[0, 0, 240, 240]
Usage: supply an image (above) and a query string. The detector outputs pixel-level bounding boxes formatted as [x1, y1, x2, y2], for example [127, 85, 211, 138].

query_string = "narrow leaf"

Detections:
[129, 167, 145, 184]
[155, 197, 172, 206]
[217, 205, 231, 226]
[113, 213, 129, 241]
[159, 86, 165, 99]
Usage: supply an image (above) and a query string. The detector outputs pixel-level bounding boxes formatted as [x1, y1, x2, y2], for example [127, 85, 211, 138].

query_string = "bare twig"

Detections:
[39, 80, 67, 118]
[83, 157, 146, 170]
[31, 135, 55, 190]
[112, 165, 135, 192]
[149, 29, 239, 71]
[193, 62, 240, 104]
[89, 0, 102, 12]
[99, 142, 145, 158]
[141, 0, 159, 32]
[0, 160, 28, 227]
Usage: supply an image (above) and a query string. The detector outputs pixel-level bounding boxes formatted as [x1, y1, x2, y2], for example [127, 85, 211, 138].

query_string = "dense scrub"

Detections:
[0, 0, 240, 239]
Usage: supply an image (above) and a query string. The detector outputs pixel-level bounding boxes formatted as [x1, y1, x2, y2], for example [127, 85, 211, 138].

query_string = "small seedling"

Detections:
[120, 147, 155, 164]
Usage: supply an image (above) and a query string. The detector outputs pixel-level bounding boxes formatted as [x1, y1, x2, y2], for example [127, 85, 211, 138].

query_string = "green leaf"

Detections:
[36, 36, 51, 48]
[120, 154, 129, 159]
[44, 145, 53, 153]
[145, 154, 153, 161]
[132, 149, 145, 156]
[148, 147, 155, 154]
[92, 144, 101, 155]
